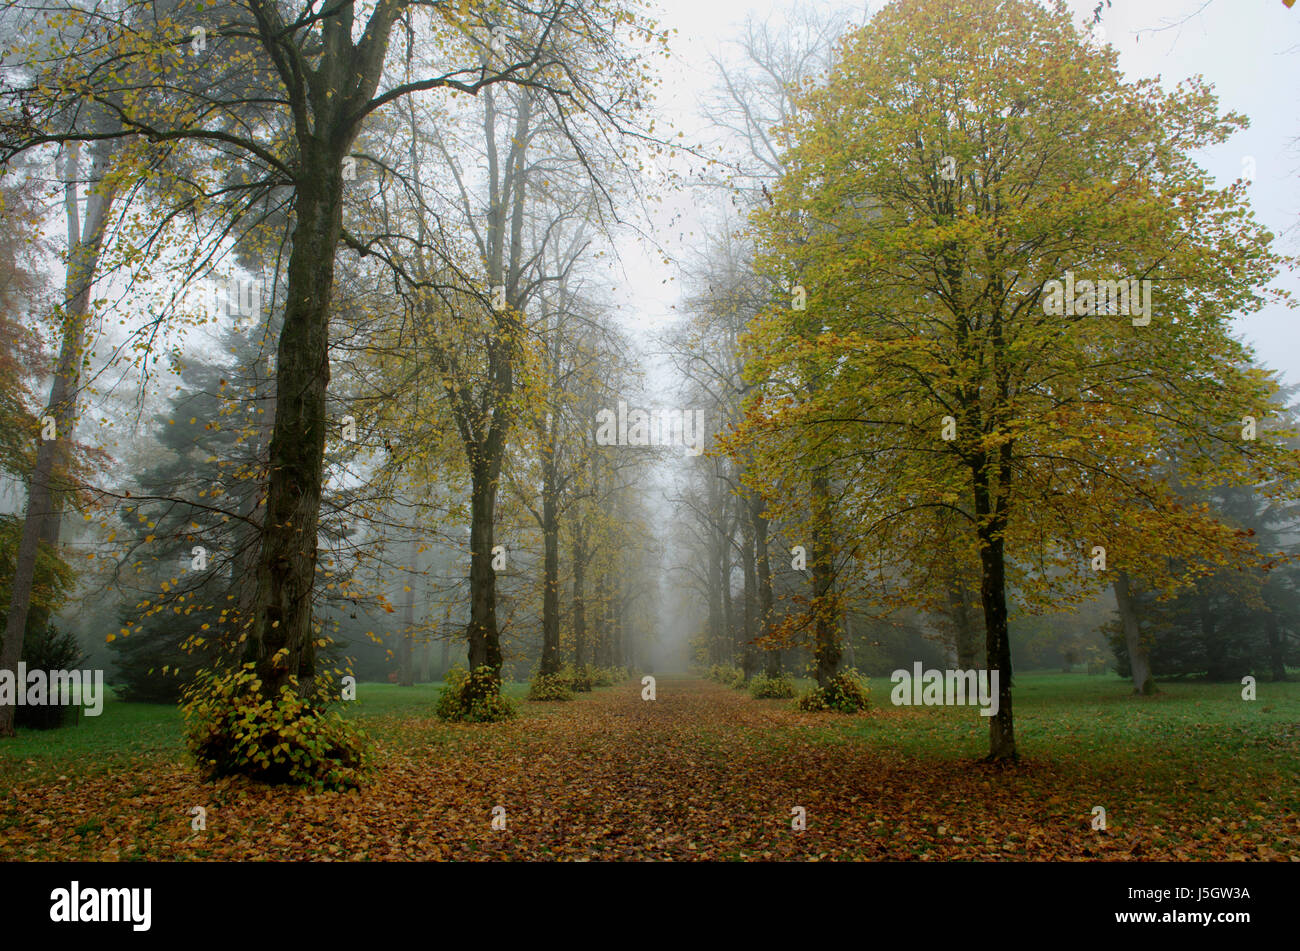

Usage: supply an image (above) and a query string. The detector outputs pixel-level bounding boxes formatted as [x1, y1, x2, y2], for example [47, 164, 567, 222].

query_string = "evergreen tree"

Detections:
[110, 320, 271, 701]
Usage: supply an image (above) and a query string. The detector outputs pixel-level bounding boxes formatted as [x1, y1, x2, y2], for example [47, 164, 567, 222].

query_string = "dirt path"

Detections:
[1, 677, 1290, 860]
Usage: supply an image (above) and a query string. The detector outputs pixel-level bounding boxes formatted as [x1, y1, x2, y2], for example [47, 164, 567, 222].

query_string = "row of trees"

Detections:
[673, 0, 1300, 759]
[0, 0, 670, 780]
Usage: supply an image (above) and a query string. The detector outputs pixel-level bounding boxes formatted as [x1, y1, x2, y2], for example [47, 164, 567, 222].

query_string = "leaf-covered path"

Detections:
[2, 677, 1295, 860]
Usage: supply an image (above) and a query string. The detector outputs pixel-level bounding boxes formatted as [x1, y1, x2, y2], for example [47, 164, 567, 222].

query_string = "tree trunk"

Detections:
[751, 493, 780, 678]
[1202, 591, 1229, 681]
[242, 153, 347, 698]
[612, 594, 625, 668]
[973, 452, 1016, 761]
[1113, 569, 1155, 695]
[706, 485, 724, 665]
[720, 525, 735, 667]
[398, 537, 417, 687]
[1264, 610, 1288, 682]
[842, 611, 856, 670]
[593, 574, 610, 667]
[539, 450, 561, 676]
[740, 511, 758, 679]
[572, 533, 587, 669]
[1, 140, 117, 737]
[811, 469, 840, 688]
[949, 576, 982, 668]
[466, 456, 503, 681]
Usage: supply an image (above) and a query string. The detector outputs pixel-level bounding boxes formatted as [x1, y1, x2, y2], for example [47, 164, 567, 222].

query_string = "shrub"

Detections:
[749, 672, 796, 699]
[795, 670, 870, 713]
[435, 665, 517, 722]
[589, 665, 629, 687]
[527, 671, 574, 701]
[706, 664, 745, 688]
[181, 662, 370, 790]
[564, 663, 593, 692]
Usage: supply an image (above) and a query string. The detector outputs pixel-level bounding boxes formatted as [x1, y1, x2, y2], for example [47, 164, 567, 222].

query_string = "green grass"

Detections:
[0, 680, 532, 774]
[6, 671, 1296, 785]
[741, 669, 1299, 769]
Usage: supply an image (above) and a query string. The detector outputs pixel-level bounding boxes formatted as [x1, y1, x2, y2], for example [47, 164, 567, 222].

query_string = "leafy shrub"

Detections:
[561, 663, 592, 692]
[795, 670, 870, 713]
[181, 662, 370, 790]
[589, 665, 629, 687]
[435, 665, 517, 722]
[749, 672, 796, 699]
[706, 664, 745, 688]
[527, 671, 574, 701]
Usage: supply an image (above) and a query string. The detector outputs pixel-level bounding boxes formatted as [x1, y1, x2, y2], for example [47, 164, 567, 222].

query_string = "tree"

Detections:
[3, 0, 659, 763]
[0, 132, 121, 736]
[107, 321, 272, 701]
[747, 0, 1300, 759]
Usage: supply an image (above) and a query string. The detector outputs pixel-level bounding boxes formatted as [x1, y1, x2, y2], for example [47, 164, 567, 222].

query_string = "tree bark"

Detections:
[842, 611, 856, 670]
[973, 450, 1016, 761]
[811, 469, 840, 688]
[572, 530, 587, 669]
[466, 455, 503, 679]
[740, 510, 758, 679]
[1, 140, 117, 737]
[948, 576, 982, 668]
[241, 153, 346, 698]
[593, 573, 610, 667]
[539, 445, 561, 676]
[1264, 610, 1288, 682]
[706, 477, 724, 665]
[751, 492, 781, 678]
[720, 520, 735, 667]
[1113, 569, 1155, 695]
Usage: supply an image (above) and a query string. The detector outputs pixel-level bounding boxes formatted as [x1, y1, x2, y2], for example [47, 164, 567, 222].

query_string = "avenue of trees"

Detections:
[0, 0, 1295, 781]
[672, 0, 1300, 759]
[0, 0, 668, 781]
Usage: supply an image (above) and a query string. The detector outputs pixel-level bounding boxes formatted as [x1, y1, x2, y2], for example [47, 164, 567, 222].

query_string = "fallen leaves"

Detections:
[0, 677, 1295, 861]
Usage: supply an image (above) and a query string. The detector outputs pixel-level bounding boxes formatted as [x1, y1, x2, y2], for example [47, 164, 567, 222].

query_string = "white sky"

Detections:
[614, 0, 1300, 385]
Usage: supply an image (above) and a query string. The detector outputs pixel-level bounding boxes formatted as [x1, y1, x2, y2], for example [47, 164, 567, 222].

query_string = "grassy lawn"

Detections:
[0, 680, 532, 778]
[784, 670, 1300, 761]
[734, 670, 1300, 843]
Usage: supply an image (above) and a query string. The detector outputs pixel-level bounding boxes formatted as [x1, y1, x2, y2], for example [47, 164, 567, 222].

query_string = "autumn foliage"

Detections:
[181, 662, 370, 791]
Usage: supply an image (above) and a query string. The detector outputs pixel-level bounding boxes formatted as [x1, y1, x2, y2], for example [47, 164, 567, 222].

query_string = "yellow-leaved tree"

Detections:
[744, 0, 1300, 760]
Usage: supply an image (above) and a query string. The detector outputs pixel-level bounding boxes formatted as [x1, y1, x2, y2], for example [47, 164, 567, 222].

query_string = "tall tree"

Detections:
[747, 0, 1299, 759]
[3, 0, 658, 758]
[0, 133, 120, 736]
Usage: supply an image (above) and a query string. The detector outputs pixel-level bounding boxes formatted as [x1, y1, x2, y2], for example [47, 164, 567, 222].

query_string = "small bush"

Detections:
[795, 670, 870, 713]
[749, 672, 796, 699]
[182, 663, 370, 790]
[527, 671, 574, 701]
[435, 665, 517, 722]
[564, 664, 593, 692]
[706, 664, 745, 688]
[589, 665, 629, 687]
